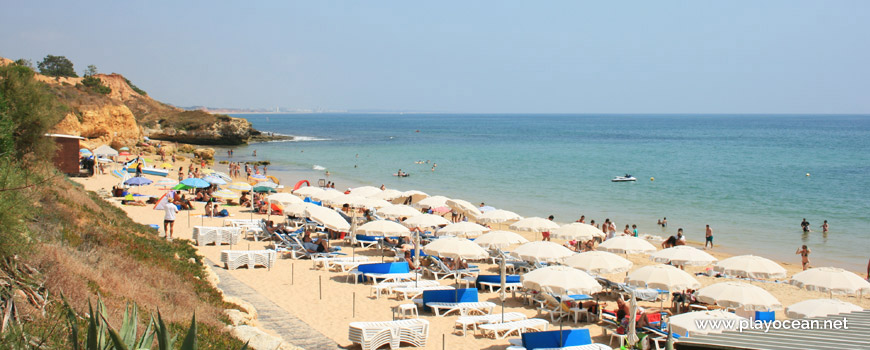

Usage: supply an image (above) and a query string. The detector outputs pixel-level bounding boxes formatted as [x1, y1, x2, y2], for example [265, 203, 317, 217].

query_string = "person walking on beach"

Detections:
[820, 220, 828, 233]
[796, 245, 811, 270]
[705, 224, 714, 249]
[163, 200, 178, 240]
[541, 215, 554, 241]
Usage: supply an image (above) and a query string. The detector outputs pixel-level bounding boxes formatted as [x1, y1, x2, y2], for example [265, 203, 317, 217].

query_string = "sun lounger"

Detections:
[476, 274, 522, 293]
[350, 262, 413, 284]
[193, 226, 242, 246]
[478, 318, 549, 339]
[454, 312, 527, 336]
[505, 328, 600, 350]
[370, 280, 441, 299]
[424, 256, 479, 280]
[348, 319, 429, 350]
[392, 286, 454, 301]
[220, 250, 276, 270]
[313, 256, 368, 270]
[424, 301, 496, 316]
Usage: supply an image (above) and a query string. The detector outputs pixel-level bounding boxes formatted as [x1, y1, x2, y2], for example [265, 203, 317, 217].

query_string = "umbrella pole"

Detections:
[500, 254, 506, 324]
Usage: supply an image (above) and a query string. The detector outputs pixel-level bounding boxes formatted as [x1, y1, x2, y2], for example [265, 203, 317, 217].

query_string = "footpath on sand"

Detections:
[207, 258, 338, 349]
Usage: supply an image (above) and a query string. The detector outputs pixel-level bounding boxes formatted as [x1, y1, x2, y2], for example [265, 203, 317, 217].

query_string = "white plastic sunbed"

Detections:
[220, 250, 276, 270]
[419, 301, 497, 316]
[348, 319, 429, 350]
[313, 256, 369, 270]
[370, 280, 441, 299]
[193, 226, 241, 246]
[454, 312, 527, 336]
[392, 286, 454, 301]
[478, 318, 549, 339]
[506, 343, 612, 350]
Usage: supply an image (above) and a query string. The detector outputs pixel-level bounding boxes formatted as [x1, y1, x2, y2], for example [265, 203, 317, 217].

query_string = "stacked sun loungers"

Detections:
[454, 312, 527, 336]
[348, 319, 429, 350]
[193, 226, 241, 246]
[220, 250, 276, 270]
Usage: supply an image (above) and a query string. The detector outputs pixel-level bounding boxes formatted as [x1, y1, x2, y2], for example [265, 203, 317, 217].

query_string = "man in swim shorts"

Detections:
[705, 224, 713, 249]
[541, 215, 554, 241]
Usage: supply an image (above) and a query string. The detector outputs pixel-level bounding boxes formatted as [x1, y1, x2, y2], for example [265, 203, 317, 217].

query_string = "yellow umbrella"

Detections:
[213, 189, 240, 200]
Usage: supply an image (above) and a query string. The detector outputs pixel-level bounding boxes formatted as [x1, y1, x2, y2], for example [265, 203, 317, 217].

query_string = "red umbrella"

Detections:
[119, 151, 131, 156]
[432, 206, 450, 214]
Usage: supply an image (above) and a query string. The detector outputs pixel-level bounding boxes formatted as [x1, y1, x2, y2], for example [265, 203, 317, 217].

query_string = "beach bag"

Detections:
[218, 209, 229, 217]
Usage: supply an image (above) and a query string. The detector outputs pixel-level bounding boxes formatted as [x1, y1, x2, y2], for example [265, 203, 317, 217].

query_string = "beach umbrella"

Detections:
[252, 185, 277, 193]
[446, 198, 482, 219]
[201, 168, 215, 175]
[93, 145, 118, 157]
[119, 151, 131, 156]
[349, 186, 382, 197]
[697, 282, 783, 311]
[377, 204, 423, 219]
[650, 246, 718, 266]
[563, 251, 633, 274]
[258, 181, 279, 189]
[360, 198, 392, 209]
[249, 174, 267, 182]
[713, 255, 787, 279]
[213, 171, 232, 182]
[203, 175, 227, 185]
[790, 267, 870, 295]
[180, 178, 210, 188]
[403, 214, 450, 228]
[521, 266, 602, 295]
[553, 223, 606, 241]
[414, 195, 449, 209]
[267, 193, 303, 205]
[304, 206, 351, 232]
[473, 230, 529, 249]
[285, 202, 320, 217]
[155, 178, 178, 188]
[786, 299, 864, 319]
[327, 194, 368, 208]
[477, 209, 521, 224]
[668, 310, 746, 336]
[227, 182, 252, 192]
[212, 189, 240, 200]
[597, 236, 657, 254]
[80, 148, 92, 155]
[293, 186, 324, 198]
[159, 163, 173, 169]
[312, 189, 343, 202]
[478, 205, 496, 213]
[369, 189, 403, 201]
[627, 293, 639, 347]
[399, 190, 428, 204]
[431, 206, 451, 214]
[510, 217, 559, 233]
[356, 220, 411, 237]
[171, 183, 193, 191]
[423, 237, 488, 260]
[511, 241, 574, 263]
[124, 177, 153, 186]
[119, 146, 130, 151]
[437, 222, 490, 238]
[626, 264, 701, 292]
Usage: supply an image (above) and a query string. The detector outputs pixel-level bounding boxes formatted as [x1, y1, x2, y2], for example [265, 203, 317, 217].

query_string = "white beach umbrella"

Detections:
[786, 299, 864, 319]
[227, 182, 253, 192]
[267, 193, 303, 205]
[446, 198, 482, 219]
[522, 266, 603, 295]
[597, 236, 657, 254]
[437, 222, 490, 238]
[258, 181, 279, 189]
[213, 171, 232, 183]
[293, 186, 324, 198]
[93, 145, 119, 157]
[155, 178, 178, 188]
[790, 267, 870, 295]
[553, 223, 606, 241]
[326, 194, 365, 207]
[399, 190, 429, 204]
[563, 251, 633, 274]
[668, 310, 746, 336]
[626, 264, 701, 292]
[369, 189, 403, 201]
[304, 206, 351, 232]
[285, 202, 320, 217]
[713, 255, 788, 279]
[473, 230, 529, 249]
[403, 214, 450, 228]
[650, 246, 718, 266]
[312, 189, 343, 202]
[356, 220, 411, 237]
[509, 217, 559, 233]
[212, 189, 240, 200]
[414, 195, 449, 209]
[696, 282, 783, 311]
[360, 198, 392, 209]
[378, 204, 423, 219]
[477, 209, 522, 224]
[511, 241, 574, 263]
[423, 237, 489, 260]
[350, 186, 382, 197]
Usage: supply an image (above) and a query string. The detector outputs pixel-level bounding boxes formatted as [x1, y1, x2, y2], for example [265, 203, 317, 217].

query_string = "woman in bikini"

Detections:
[796, 245, 811, 270]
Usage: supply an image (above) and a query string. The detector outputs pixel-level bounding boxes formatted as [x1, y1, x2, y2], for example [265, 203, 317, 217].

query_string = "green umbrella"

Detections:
[172, 183, 194, 190]
[252, 186, 277, 193]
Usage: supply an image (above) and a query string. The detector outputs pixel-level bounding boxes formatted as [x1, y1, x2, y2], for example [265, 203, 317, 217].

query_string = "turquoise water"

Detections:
[219, 114, 870, 271]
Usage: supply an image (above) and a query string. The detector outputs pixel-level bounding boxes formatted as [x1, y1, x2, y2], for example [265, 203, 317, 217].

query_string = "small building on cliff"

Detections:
[45, 133, 90, 176]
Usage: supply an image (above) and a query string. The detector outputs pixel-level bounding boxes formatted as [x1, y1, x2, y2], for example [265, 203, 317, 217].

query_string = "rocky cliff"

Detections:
[1, 57, 257, 148]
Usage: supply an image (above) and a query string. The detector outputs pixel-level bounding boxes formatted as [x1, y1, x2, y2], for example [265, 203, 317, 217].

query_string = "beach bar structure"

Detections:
[45, 133, 88, 176]
[675, 309, 870, 350]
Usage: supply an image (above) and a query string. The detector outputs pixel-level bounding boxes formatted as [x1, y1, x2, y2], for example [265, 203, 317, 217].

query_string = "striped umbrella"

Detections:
[212, 189, 240, 200]
[227, 182, 253, 192]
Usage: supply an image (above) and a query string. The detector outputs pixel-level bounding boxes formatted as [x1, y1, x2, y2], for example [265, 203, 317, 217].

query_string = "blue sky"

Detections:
[2, 1, 869, 113]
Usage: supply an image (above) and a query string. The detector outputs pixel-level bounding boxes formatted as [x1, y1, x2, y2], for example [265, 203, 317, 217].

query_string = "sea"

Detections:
[215, 113, 870, 272]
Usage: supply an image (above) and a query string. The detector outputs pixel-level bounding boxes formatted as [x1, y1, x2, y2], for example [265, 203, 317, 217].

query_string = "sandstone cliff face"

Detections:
[52, 104, 142, 149]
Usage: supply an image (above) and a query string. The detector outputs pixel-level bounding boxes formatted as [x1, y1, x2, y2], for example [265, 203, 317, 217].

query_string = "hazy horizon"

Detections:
[2, 1, 869, 114]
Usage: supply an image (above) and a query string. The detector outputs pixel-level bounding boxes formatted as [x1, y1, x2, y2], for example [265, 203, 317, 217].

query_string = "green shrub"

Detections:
[124, 78, 147, 96]
[81, 76, 112, 95]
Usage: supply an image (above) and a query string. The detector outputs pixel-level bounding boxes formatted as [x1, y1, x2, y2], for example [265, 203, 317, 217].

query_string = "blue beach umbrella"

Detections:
[80, 148, 92, 155]
[124, 177, 153, 186]
[203, 175, 227, 185]
[181, 177, 211, 188]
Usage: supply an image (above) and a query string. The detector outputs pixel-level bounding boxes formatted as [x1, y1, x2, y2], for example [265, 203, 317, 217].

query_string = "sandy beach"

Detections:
[73, 153, 870, 349]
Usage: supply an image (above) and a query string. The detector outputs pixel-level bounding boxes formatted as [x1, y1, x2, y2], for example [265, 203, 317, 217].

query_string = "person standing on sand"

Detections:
[164, 200, 178, 240]
[541, 215, 554, 241]
[796, 245, 811, 270]
[705, 224, 714, 249]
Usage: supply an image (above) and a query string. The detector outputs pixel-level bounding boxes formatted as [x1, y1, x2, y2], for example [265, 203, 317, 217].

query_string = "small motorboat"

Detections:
[612, 174, 637, 182]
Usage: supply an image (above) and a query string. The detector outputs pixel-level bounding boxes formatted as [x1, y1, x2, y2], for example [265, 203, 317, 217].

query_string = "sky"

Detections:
[2, 1, 869, 114]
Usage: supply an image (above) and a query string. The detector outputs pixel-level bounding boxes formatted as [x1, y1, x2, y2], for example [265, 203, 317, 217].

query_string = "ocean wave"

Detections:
[266, 134, 332, 142]
[312, 165, 326, 171]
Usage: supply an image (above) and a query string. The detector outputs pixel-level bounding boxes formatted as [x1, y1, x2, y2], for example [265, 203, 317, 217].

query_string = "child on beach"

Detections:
[796, 245, 811, 270]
